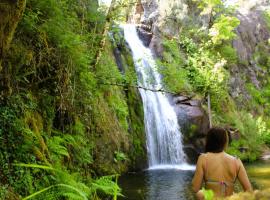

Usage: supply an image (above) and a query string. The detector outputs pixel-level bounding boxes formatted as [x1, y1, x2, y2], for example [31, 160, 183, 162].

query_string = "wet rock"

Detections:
[173, 96, 190, 103]
[149, 34, 164, 57]
[137, 25, 153, 47]
[173, 96, 209, 155]
[183, 144, 201, 164]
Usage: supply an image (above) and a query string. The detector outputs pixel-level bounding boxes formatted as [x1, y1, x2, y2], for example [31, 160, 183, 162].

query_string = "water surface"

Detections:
[119, 169, 195, 200]
[119, 161, 270, 200]
[246, 160, 270, 189]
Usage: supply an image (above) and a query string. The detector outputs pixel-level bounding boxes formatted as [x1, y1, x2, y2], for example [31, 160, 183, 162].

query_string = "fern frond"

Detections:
[13, 163, 55, 171]
[22, 185, 54, 200]
[22, 184, 88, 200]
[92, 175, 123, 198]
[48, 136, 70, 158]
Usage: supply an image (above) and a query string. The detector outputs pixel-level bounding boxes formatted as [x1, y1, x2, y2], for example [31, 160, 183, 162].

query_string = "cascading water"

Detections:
[122, 24, 189, 169]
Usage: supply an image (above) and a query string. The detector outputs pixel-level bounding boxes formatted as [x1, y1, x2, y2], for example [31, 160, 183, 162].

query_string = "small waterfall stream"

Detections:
[122, 24, 191, 169]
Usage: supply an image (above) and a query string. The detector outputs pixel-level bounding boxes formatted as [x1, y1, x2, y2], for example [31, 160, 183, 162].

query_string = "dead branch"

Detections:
[98, 81, 177, 95]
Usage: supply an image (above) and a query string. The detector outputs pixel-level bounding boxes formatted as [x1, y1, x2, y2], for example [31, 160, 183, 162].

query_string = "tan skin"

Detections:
[192, 151, 252, 199]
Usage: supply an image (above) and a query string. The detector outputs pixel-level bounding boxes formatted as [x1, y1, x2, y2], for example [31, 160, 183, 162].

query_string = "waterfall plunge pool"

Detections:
[118, 168, 196, 200]
[118, 161, 270, 200]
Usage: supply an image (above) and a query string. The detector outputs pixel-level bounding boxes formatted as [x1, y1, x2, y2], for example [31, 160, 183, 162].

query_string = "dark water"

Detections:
[118, 169, 195, 200]
[119, 161, 270, 200]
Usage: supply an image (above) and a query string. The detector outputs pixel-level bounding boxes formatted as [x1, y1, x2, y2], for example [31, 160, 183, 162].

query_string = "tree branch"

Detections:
[98, 81, 177, 95]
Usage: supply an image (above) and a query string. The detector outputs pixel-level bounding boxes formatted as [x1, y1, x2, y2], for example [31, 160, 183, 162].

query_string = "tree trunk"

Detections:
[207, 92, 212, 128]
[92, 0, 116, 70]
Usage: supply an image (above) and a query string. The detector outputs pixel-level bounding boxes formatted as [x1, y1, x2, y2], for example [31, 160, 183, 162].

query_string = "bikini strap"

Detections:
[203, 153, 208, 181]
[233, 156, 241, 183]
[220, 181, 227, 196]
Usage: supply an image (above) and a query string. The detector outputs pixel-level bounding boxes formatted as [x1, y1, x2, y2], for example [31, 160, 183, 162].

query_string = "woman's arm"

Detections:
[237, 159, 252, 192]
[192, 154, 205, 193]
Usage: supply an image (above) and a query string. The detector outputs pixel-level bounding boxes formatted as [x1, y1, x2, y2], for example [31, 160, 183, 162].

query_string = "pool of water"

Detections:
[119, 161, 270, 200]
[246, 160, 270, 189]
[118, 168, 196, 200]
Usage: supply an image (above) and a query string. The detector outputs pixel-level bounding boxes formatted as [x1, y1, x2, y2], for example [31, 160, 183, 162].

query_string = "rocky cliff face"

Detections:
[130, 0, 189, 56]
[111, 29, 148, 171]
[230, 3, 270, 109]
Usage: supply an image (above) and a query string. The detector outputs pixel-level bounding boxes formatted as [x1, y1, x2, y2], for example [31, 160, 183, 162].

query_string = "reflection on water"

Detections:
[118, 169, 195, 200]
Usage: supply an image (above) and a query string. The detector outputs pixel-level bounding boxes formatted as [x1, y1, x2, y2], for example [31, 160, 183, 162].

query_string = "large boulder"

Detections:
[172, 96, 209, 162]
[137, 24, 153, 47]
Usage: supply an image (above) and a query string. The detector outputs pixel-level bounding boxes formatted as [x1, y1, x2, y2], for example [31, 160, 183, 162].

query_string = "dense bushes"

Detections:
[0, 0, 138, 199]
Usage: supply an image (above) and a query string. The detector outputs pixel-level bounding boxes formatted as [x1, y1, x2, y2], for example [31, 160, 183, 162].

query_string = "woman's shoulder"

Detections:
[198, 153, 208, 161]
[224, 152, 241, 163]
[224, 152, 237, 158]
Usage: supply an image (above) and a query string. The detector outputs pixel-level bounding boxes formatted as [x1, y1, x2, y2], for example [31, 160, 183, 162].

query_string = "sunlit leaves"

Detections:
[194, 0, 222, 15]
[263, 9, 270, 30]
[209, 15, 240, 44]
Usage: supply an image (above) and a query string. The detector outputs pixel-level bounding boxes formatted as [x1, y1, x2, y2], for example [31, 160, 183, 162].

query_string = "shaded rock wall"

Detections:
[111, 29, 148, 171]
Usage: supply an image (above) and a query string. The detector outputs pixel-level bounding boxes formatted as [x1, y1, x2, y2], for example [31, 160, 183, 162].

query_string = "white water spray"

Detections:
[122, 24, 190, 169]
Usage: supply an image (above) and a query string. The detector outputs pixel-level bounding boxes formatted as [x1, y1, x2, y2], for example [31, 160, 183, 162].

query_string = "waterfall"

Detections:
[122, 24, 189, 169]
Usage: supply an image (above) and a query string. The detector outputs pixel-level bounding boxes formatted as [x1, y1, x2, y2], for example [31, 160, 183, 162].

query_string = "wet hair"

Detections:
[205, 127, 228, 153]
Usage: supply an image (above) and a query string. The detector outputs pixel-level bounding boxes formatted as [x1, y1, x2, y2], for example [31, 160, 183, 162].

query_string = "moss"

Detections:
[126, 85, 147, 170]
[110, 29, 147, 170]
[91, 94, 130, 174]
[119, 41, 147, 170]
[0, 0, 26, 59]
[23, 111, 49, 163]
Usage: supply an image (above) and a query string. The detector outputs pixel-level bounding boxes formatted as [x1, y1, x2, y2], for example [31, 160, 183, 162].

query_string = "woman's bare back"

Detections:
[203, 152, 239, 196]
[192, 152, 252, 198]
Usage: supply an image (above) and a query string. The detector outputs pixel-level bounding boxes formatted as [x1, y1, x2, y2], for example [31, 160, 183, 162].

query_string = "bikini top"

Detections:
[203, 153, 240, 196]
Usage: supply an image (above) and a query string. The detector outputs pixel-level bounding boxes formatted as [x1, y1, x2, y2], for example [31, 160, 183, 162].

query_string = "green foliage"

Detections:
[158, 0, 240, 111]
[195, 0, 223, 15]
[219, 111, 268, 161]
[157, 39, 191, 93]
[14, 163, 121, 200]
[256, 116, 270, 146]
[114, 151, 128, 162]
[263, 9, 270, 30]
[202, 188, 214, 200]
[0, 0, 136, 198]
[209, 15, 240, 44]
[92, 175, 122, 199]
[246, 82, 270, 115]
[0, 185, 8, 200]
[179, 33, 230, 111]
[253, 41, 270, 71]
[216, 44, 238, 64]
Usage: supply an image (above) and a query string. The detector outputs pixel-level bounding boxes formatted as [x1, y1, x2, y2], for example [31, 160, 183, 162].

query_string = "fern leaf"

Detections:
[22, 184, 88, 200]
[14, 163, 55, 171]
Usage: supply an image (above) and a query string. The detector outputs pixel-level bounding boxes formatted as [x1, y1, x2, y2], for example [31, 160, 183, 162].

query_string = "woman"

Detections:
[192, 127, 252, 199]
